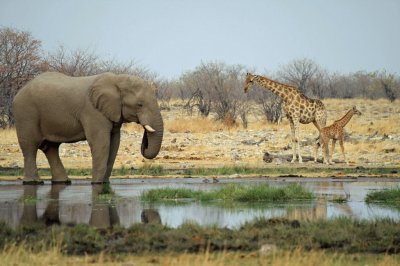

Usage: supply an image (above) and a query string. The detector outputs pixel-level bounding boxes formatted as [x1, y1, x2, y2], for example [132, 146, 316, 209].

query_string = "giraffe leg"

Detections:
[314, 135, 321, 163]
[323, 142, 329, 165]
[321, 139, 329, 164]
[289, 120, 297, 163]
[330, 140, 336, 164]
[314, 141, 319, 163]
[289, 120, 302, 163]
[295, 121, 302, 163]
[339, 138, 348, 165]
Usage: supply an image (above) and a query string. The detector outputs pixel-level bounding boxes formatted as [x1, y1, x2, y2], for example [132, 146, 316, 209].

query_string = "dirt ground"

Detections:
[1, 98, 399, 172]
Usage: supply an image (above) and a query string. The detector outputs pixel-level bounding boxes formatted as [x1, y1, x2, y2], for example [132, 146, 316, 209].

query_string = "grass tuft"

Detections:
[141, 184, 314, 202]
[365, 187, 400, 208]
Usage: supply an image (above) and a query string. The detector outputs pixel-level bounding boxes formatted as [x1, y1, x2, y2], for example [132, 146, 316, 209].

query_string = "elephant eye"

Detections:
[137, 103, 143, 108]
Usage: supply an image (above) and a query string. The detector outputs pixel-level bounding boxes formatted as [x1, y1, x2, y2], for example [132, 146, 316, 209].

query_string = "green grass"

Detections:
[141, 183, 314, 202]
[365, 187, 400, 208]
[0, 166, 399, 177]
[18, 195, 40, 204]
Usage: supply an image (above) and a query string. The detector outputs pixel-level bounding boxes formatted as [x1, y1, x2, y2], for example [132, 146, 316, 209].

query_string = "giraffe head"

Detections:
[352, 106, 362, 116]
[244, 73, 255, 93]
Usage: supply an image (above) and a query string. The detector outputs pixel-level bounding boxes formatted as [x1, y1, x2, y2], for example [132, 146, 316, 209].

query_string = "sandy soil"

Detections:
[1, 99, 399, 172]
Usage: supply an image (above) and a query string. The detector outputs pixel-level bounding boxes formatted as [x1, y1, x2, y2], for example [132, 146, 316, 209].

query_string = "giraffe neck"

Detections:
[252, 75, 298, 102]
[335, 109, 355, 128]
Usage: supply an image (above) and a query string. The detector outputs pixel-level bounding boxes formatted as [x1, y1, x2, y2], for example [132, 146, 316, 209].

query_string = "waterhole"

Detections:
[0, 177, 398, 229]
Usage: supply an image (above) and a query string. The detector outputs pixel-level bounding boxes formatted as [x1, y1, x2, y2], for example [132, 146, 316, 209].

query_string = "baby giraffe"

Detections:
[315, 106, 362, 165]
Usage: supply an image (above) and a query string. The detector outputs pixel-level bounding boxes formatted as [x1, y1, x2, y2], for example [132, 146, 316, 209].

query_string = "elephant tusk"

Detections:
[144, 125, 155, 133]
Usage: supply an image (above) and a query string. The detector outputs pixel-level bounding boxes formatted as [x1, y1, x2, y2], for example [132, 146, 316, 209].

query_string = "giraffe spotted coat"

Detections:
[244, 73, 327, 163]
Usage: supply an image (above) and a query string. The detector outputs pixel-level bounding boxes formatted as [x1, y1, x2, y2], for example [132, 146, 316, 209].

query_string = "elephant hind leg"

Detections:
[40, 141, 71, 184]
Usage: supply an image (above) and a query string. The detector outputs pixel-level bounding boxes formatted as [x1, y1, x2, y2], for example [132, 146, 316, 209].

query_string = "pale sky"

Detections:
[1, 0, 399, 79]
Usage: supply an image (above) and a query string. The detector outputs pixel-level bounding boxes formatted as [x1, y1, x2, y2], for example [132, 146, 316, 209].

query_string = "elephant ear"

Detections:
[89, 73, 122, 123]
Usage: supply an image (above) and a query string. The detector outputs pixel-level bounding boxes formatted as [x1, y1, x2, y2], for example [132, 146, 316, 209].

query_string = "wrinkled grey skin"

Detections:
[13, 72, 163, 184]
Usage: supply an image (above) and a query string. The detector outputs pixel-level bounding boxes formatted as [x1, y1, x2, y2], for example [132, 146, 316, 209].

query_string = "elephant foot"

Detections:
[22, 179, 44, 185]
[52, 179, 72, 185]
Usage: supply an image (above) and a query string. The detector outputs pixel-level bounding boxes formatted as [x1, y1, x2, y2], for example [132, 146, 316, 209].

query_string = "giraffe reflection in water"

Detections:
[286, 182, 354, 221]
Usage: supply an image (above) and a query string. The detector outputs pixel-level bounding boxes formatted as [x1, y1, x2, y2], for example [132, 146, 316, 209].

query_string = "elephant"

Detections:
[12, 72, 164, 184]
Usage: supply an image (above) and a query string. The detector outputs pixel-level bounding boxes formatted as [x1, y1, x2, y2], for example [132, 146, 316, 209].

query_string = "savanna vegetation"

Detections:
[1, 26, 399, 128]
[1, 26, 400, 265]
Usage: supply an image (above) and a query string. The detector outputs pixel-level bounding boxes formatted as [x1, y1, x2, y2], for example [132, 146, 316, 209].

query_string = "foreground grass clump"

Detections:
[366, 187, 400, 208]
[141, 184, 314, 202]
[1, 245, 398, 266]
[0, 218, 399, 256]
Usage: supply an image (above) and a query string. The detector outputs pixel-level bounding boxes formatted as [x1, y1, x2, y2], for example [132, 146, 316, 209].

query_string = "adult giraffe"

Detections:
[244, 73, 327, 163]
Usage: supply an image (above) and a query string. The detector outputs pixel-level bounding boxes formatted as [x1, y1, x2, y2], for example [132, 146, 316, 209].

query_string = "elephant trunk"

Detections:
[141, 115, 163, 159]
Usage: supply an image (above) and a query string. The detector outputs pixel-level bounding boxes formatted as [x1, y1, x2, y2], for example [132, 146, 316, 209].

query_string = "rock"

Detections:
[228, 174, 240, 179]
[272, 158, 283, 165]
[171, 138, 177, 143]
[263, 152, 273, 163]
[383, 148, 395, 153]
[259, 244, 277, 256]
[241, 137, 267, 146]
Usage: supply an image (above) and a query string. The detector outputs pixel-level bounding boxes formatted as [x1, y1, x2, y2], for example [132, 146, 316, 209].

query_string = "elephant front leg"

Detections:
[103, 129, 121, 182]
[89, 133, 111, 184]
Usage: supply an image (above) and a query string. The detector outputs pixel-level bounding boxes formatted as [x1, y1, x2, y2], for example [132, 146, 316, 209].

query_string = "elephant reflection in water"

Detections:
[19, 184, 120, 228]
[20, 184, 67, 227]
[90, 185, 162, 227]
[18, 184, 161, 229]
[89, 184, 120, 228]
[141, 208, 161, 224]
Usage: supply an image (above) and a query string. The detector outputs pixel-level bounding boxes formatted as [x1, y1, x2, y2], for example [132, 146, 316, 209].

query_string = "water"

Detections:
[0, 177, 398, 229]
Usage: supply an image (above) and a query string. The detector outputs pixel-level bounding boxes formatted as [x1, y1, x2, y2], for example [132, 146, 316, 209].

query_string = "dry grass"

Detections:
[166, 117, 226, 133]
[0, 128, 18, 144]
[0, 244, 398, 266]
[324, 98, 400, 135]
[1, 98, 399, 170]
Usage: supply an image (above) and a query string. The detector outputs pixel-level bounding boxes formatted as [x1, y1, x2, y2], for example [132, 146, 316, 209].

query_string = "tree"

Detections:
[0, 27, 43, 127]
[277, 58, 322, 97]
[180, 62, 248, 126]
[44, 45, 99, 76]
[368, 71, 399, 101]
[45, 45, 155, 80]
